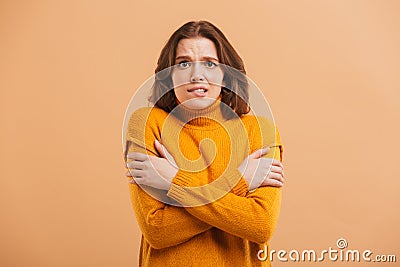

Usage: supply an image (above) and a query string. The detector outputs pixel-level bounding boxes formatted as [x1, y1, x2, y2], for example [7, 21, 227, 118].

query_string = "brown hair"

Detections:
[149, 20, 250, 117]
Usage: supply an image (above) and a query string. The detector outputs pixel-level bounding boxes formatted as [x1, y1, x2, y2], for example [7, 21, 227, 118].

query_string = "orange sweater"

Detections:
[126, 100, 283, 267]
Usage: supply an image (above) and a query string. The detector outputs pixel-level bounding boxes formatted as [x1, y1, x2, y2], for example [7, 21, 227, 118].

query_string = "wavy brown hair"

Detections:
[149, 20, 250, 117]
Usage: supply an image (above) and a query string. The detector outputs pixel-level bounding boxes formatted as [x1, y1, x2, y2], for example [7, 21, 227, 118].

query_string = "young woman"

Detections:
[124, 20, 284, 267]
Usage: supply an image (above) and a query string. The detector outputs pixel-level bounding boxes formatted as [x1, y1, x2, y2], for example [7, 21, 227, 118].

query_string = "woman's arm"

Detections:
[127, 108, 283, 244]
[125, 108, 212, 249]
[166, 117, 284, 244]
[128, 184, 212, 249]
[167, 145, 283, 244]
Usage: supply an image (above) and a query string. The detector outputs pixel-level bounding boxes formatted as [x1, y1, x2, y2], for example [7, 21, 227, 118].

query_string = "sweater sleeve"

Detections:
[167, 117, 283, 244]
[126, 108, 212, 249]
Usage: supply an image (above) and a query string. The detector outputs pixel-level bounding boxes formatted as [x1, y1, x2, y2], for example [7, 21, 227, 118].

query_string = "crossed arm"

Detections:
[126, 143, 283, 249]
[124, 110, 284, 249]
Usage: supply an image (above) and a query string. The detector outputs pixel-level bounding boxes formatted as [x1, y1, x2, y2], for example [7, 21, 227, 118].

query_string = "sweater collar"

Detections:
[172, 99, 228, 128]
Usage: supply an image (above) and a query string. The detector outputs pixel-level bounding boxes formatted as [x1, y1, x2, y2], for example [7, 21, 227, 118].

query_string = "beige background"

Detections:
[1, 0, 399, 266]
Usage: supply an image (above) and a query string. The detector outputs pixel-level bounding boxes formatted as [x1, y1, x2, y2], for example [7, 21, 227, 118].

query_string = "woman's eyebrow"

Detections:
[175, 55, 219, 61]
[175, 55, 190, 61]
[202, 56, 219, 62]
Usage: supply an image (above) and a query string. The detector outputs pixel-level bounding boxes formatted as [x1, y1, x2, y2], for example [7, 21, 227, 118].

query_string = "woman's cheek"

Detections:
[173, 87, 186, 103]
[172, 69, 191, 88]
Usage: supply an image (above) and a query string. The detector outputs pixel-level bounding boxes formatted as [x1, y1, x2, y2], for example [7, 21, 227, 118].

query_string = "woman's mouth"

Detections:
[187, 87, 208, 97]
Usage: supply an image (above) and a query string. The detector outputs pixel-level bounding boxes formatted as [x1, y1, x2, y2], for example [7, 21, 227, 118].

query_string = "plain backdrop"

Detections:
[1, 0, 399, 266]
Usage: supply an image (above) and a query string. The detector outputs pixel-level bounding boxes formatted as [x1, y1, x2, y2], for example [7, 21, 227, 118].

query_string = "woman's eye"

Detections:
[177, 61, 191, 69]
[205, 61, 218, 68]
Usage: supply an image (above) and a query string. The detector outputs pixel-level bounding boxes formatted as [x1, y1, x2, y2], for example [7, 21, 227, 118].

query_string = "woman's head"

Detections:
[149, 20, 249, 116]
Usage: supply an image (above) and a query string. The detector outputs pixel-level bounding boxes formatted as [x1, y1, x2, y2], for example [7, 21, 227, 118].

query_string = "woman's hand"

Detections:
[126, 140, 178, 190]
[238, 147, 284, 191]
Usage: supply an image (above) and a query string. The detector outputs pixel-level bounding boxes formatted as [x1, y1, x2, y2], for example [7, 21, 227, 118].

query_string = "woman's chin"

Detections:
[180, 98, 217, 110]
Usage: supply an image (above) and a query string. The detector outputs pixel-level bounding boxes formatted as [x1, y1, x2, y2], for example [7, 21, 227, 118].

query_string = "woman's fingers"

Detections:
[127, 171, 146, 184]
[268, 171, 284, 183]
[132, 177, 148, 185]
[154, 140, 166, 158]
[128, 169, 144, 178]
[125, 153, 148, 181]
[154, 140, 178, 168]
[126, 170, 141, 178]
[259, 158, 284, 178]
[126, 160, 147, 169]
[270, 165, 284, 176]
[127, 172, 145, 184]
[248, 147, 270, 159]
[126, 152, 148, 161]
[271, 159, 284, 168]
[260, 158, 283, 168]
[263, 178, 283, 187]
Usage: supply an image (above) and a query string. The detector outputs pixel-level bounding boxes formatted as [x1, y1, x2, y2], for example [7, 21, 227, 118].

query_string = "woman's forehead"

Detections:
[175, 37, 218, 59]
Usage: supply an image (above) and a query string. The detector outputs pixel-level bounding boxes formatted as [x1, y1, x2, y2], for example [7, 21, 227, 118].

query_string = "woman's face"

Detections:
[172, 37, 224, 110]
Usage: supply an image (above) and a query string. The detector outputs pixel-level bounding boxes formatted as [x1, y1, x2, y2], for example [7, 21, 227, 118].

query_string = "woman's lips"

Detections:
[187, 87, 208, 97]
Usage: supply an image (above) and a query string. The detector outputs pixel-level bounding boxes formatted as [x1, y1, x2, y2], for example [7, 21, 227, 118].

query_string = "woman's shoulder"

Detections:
[129, 106, 169, 123]
[239, 114, 277, 131]
[240, 114, 282, 155]
[127, 106, 169, 134]
[240, 114, 280, 141]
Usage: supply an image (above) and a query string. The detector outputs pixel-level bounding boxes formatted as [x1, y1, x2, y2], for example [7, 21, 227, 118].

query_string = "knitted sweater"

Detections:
[126, 100, 283, 267]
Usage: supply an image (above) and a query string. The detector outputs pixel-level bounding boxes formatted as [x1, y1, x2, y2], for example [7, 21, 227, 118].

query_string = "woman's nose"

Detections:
[190, 74, 205, 82]
[190, 62, 205, 82]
